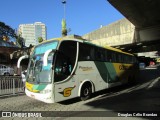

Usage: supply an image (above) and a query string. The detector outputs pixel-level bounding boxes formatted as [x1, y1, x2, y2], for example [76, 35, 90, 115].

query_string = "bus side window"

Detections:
[95, 48, 105, 61]
[112, 52, 116, 62]
[79, 43, 94, 61]
[106, 51, 112, 62]
[95, 48, 101, 61]
[117, 54, 122, 63]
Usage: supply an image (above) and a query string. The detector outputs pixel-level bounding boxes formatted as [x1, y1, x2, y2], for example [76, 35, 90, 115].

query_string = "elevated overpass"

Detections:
[108, 0, 160, 53]
[83, 0, 160, 59]
[108, 0, 160, 28]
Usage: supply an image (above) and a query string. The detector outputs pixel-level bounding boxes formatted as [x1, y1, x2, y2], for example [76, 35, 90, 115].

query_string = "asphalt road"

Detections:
[0, 66, 160, 120]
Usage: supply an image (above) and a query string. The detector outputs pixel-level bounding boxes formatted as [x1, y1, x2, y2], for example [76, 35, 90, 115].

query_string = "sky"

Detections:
[0, 0, 124, 39]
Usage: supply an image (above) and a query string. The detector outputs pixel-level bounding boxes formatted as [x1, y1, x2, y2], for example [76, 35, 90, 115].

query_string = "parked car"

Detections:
[0, 64, 14, 76]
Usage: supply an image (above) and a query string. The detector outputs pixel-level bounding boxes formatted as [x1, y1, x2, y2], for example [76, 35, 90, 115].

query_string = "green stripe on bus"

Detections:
[32, 84, 47, 91]
[104, 62, 118, 82]
[94, 62, 118, 83]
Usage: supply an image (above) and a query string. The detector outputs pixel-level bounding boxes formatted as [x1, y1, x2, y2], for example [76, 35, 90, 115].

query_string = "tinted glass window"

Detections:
[79, 43, 95, 61]
[95, 48, 105, 61]
[105, 50, 112, 62]
[54, 41, 77, 82]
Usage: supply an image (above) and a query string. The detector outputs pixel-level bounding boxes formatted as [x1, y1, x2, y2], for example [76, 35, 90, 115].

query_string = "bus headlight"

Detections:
[40, 89, 51, 94]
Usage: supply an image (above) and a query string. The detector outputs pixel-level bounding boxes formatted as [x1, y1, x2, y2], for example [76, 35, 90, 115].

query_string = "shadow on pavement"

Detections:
[82, 65, 160, 119]
[59, 97, 81, 105]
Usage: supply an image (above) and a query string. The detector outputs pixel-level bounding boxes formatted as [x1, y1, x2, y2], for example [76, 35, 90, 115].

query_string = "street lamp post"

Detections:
[61, 0, 67, 37]
[62, 0, 66, 20]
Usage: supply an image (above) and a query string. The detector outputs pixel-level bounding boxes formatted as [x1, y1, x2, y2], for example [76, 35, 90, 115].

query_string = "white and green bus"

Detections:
[17, 38, 138, 103]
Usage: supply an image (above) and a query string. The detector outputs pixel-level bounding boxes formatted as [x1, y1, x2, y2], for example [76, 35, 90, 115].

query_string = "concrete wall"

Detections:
[82, 18, 135, 46]
[139, 26, 160, 42]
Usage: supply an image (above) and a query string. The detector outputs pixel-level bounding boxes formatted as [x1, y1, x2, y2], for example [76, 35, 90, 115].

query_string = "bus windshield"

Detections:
[27, 41, 58, 83]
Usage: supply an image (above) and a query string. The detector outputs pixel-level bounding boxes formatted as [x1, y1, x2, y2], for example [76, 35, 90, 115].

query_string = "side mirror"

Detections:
[43, 49, 52, 66]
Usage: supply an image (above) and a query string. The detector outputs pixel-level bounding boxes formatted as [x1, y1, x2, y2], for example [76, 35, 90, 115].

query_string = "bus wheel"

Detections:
[80, 84, 92, 101]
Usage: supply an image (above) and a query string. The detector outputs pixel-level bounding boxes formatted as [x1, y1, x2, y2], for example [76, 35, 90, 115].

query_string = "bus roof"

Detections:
[83, 41, 134, 56]
[35, 37, 134, 56]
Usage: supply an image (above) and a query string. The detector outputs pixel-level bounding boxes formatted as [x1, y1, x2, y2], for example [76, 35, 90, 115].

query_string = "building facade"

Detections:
[18, 22, 47, 47]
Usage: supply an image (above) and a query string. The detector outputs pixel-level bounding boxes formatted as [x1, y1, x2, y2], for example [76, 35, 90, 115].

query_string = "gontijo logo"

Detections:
[59, 86, 76, 97]
[119, 65, 129, 70]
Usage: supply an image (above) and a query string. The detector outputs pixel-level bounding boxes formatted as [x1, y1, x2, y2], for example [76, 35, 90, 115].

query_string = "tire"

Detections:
[80, 84, 92, 101]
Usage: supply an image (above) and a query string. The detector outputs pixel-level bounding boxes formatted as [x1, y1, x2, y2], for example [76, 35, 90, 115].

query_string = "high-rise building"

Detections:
[18, 22, 47, 47]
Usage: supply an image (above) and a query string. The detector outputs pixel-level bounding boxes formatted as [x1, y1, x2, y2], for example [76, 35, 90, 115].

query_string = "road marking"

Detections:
[147, 77, 160, 89]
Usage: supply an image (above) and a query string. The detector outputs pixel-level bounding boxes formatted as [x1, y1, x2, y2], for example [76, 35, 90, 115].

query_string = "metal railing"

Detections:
[0, 76, 25, 96]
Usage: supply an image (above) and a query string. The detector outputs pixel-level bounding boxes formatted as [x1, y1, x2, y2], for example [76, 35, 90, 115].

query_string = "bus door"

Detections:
[53, 41, 78, 102]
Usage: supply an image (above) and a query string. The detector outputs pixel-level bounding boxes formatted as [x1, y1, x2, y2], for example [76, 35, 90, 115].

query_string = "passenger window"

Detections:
[106, 51, 112, 62]
[111, 52, 116, 62]
[79, 43, 95, 61]
[95, 48, 105, 61]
